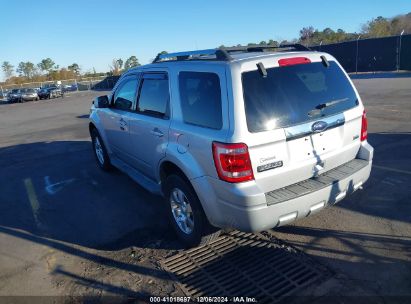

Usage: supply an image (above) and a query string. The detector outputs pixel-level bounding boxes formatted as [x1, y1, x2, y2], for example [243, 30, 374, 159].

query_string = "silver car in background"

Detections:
[21, 88, 39, 102]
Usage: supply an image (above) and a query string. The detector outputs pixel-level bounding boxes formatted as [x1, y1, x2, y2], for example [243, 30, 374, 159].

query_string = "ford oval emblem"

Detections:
[312, 121, 328, 132]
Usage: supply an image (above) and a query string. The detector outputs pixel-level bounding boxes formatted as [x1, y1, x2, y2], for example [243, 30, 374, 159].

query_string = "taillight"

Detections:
[361, 110, 368, 141]
[212, 142, 254, 183]
[278, 57, 311, 67]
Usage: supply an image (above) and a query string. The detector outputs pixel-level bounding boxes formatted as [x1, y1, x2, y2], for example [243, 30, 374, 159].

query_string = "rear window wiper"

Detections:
[308, 98, 349, 116]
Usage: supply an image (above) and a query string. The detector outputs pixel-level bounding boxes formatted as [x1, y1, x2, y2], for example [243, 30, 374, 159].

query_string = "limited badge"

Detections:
[257, 161, 283, 173]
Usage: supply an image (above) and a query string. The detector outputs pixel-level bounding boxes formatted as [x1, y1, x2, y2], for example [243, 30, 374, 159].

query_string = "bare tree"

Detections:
[1, 61, 14, 79]
[110, 59, 123, 75]
[299, 26, 315, 44]
[68, 63, 81, 76]
[17, 61, 36, 78]
[37, 58, 55, 75]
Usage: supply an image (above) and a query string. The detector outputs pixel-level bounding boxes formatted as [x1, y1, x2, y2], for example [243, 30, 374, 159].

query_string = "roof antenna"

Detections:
[320, 55, 330, 68]
[257, 62, 267, 77]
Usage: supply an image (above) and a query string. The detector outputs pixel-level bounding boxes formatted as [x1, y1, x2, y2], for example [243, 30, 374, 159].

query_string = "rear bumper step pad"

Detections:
[265, 159, 369, 206]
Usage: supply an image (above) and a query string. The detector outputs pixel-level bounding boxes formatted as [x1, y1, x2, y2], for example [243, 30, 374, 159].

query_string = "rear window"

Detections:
[242, 61, 358, 132]
[179, 72, 222, 130]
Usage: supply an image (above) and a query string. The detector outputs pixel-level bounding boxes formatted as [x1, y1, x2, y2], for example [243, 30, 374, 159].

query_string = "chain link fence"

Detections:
[1, 76, 120, 97]
[76, 76, 119, 91]
[311, 34, 411, 73]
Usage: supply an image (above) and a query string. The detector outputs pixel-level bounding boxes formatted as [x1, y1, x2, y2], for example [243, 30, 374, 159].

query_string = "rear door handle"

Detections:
[150, 128, 164, 137]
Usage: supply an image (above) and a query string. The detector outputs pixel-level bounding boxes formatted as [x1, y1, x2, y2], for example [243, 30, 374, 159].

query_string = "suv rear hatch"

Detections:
[240, 55, 364, 193]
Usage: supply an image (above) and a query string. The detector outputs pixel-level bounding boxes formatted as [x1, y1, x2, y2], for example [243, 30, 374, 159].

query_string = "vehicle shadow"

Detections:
[340, 132, 411, 224]
[77, 114, 90, 119]
[0, 140, 185, 298]
[0, 140, 183, 251]
[0, 100, 19, 106]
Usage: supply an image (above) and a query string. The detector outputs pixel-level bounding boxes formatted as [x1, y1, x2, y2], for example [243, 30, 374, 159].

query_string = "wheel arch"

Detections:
[159, 160, 191, 191]
[88, 119, 112, 155]
[89, 122, 97, 135]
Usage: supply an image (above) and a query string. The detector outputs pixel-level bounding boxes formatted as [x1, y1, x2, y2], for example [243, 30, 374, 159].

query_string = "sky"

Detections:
[1, 0, 410, 80]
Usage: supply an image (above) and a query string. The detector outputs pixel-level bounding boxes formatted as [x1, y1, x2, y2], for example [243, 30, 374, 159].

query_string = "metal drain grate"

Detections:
[161, 231, 328, 303]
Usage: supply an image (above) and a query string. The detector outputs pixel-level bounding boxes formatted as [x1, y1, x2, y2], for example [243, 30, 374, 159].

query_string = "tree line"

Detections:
[1, 55, 142, 85]
[1, 58, 82, 85]
[298, 12, 410, 46]
[223, 12, 410, 48]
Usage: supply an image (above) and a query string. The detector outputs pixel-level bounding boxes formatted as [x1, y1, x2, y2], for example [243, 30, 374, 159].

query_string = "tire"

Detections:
[164, 174, 220, 248]
[91, 128, 112, 171]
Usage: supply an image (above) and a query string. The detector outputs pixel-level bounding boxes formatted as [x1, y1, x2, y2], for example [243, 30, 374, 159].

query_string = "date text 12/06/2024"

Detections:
[149, 296, 258, 303]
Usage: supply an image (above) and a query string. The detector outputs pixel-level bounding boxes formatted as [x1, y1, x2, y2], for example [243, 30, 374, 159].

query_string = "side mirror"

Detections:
[94, 95, 109, 108]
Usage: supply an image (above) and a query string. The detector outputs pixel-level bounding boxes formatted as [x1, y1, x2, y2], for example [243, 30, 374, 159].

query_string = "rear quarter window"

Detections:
[179, 72, 222, 130]
[242, 61, 358, 132]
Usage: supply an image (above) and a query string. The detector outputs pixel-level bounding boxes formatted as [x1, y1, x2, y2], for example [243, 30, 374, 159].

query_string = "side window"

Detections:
[179, 72, 222, 129]
[137, 74, 169, 118]
[113, 77, 138, 111]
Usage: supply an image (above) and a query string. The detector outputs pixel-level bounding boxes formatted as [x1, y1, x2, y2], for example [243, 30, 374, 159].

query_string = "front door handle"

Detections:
[150, 128, 164, 137]
[119, 117, 127, 130]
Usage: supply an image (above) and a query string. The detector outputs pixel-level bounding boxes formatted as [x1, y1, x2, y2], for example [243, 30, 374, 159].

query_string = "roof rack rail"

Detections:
[222, 43, 310, 53]
[152, 49, 231, 63]
[152, 44, 310, 63]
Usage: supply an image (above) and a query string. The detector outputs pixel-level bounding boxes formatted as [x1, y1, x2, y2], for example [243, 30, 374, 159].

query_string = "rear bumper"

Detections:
[192, 142, 373, 232]
[22, 96, 37, 101]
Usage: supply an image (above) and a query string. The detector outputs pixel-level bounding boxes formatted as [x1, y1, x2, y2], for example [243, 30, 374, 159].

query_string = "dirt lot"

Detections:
[0, 77, 410, 303]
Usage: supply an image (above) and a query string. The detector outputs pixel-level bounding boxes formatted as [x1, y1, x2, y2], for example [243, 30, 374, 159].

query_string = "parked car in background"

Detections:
[8, 89, 22, 103]
[62, 84, 77, 92]
[38, 86, 63, 99]
[38, 88, 50, 99]
[21, 88, 39, 102]
[0, 91, 8, 99]
[49, 86, 63, 98]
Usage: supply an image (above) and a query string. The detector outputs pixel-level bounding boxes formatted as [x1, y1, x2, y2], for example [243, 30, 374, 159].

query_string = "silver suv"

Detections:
[89, 45, 373, 247]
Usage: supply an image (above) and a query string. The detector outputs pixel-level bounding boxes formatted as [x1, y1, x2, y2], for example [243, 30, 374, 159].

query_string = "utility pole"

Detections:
[398, 30, 405, 72]
[356, 35, 361, 74]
